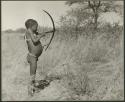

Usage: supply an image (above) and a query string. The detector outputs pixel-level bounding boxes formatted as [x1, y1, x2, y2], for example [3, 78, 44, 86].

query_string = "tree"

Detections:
[65, 0, 119, 29]
[66, 8, 93, 31]
[4, 29, 14, 33]
[15, 28, 26, 33]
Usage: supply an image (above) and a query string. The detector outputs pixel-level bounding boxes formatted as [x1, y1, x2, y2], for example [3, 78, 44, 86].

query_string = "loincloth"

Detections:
[27, 53, 38, 63]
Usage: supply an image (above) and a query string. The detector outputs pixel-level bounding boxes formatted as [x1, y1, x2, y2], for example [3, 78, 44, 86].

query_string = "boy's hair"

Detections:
[25, 19, 38, 29]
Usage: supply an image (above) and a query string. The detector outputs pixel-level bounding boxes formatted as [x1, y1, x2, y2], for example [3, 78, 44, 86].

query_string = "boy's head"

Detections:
[25, 19, 38, 32]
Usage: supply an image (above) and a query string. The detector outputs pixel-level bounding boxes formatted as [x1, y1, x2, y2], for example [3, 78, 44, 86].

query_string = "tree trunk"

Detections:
[94, 13, 98, 29]
[88, 0, 100, 30]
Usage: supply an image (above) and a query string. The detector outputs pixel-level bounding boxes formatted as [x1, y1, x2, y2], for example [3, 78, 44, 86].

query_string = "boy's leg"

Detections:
[27, 55, 38, 96]
[30, 58, 37, 83]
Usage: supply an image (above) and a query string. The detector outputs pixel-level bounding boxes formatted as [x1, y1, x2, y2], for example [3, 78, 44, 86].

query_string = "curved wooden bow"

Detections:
[43, 10, 55, 51]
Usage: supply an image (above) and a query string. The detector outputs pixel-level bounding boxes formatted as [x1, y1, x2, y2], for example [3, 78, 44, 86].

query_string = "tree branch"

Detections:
[88, 0, 92, 8]
[97, 0, 101, 8]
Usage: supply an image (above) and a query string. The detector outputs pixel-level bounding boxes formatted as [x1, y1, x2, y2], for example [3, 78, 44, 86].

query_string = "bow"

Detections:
[43, 10, 55, 51]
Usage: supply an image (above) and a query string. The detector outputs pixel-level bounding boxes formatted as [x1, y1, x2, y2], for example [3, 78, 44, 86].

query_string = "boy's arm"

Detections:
[29, 32, 45, 43]
[30, 30, 55, 43]
[38, 30, 54, 37]
[36, 33, 45, 38]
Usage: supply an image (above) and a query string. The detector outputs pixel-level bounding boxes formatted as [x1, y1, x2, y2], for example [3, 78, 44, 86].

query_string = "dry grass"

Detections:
[2, 25, 124, 101]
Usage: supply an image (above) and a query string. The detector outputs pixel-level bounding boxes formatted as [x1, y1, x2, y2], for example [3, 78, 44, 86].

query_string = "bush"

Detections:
[37, 21, 123, 100]
[15, 28, 26, 33]
[60, 63, 89, 96]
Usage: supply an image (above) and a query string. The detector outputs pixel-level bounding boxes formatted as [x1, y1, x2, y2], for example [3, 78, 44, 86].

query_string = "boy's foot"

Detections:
[28, 80, 50, 96]
[28, 84, 35, 96]
[33, 87, 41, 93]
[28, 82, 41, 96]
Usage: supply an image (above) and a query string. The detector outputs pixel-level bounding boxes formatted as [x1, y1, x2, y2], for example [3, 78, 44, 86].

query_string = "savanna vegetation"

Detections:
[2, 0, 123, 101]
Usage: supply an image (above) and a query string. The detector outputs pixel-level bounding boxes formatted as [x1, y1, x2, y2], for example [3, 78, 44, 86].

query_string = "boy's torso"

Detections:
[25, 31, 43, 57]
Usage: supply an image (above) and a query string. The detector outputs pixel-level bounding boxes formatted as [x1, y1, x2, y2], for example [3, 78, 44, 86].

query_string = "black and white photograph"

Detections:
[1, 0, 124, 101]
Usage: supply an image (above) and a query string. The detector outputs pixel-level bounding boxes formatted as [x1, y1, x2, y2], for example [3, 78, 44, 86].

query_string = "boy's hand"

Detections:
[44, 44, 49, 47]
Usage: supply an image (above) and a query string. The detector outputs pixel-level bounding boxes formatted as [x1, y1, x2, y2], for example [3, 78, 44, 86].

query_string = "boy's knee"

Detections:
[27, 55, 37, 64]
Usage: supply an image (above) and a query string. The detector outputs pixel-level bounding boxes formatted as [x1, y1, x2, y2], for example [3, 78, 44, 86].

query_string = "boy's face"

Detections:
[31, 24, 38, 32]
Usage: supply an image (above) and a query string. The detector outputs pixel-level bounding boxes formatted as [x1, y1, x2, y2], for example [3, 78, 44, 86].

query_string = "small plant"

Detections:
[62, 66, 89, 95]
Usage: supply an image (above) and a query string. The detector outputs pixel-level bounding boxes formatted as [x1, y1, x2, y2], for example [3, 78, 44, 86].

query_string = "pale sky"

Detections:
[2, 1, 70, 31]
[2, 1, 123, 31]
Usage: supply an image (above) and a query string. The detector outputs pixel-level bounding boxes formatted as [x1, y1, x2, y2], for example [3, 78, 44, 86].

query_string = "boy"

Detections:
[25, 19, 53, 96]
